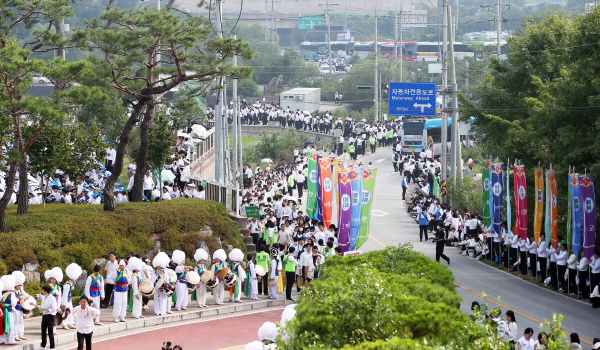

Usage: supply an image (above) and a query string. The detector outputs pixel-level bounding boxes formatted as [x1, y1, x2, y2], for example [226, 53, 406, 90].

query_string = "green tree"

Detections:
[82, 3, 252, 209]
[243, 129, 309, 165]
[147, 109, 177, 183]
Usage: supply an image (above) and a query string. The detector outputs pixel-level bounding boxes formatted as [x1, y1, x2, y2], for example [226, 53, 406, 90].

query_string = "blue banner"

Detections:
[570, 175, 582, 257]
[491, 163, 504, 235]
[349, 170, 363, 251]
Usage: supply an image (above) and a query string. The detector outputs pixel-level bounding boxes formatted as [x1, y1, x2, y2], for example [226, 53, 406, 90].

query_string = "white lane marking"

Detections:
[371, 210, 390, 216]
[375, 159, 385, 163]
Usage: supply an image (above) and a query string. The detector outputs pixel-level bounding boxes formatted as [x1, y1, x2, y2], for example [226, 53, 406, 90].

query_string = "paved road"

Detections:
[62, 308, 283, 350]
[358, 147, 600, 345]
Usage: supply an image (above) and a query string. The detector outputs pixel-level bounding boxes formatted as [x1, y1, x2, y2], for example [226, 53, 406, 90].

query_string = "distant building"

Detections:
[279, 88, 321, 113]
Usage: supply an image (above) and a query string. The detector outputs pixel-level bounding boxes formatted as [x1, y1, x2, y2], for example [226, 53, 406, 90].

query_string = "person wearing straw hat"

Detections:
[0, 275, 18, 345]
[106, 260, 130, 322]
[45, 267, 63, 335]
[257, 321, 278, 347]
[11, 271, 28, 341]
[62, 263, 82, 329]
[127, 257, 145, 319]
[211, 249, 228, 305]
[84, 265, 105, 325]
[172, 250, 189, 311]
[228, 249, 245, 303]
[193, 248, 209, 308]
[244, 253, 259, 300]
[152, 252, 170, 315]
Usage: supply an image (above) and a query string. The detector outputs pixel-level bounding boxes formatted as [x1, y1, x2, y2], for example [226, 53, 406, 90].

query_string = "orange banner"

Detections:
[319, 158, 334, 228]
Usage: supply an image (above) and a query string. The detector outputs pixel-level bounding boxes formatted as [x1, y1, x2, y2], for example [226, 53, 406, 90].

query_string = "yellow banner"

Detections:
[534, 167, 544, 243]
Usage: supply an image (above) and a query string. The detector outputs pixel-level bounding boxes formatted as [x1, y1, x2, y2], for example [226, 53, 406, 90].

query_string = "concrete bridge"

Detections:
[229, 122, 339, 145]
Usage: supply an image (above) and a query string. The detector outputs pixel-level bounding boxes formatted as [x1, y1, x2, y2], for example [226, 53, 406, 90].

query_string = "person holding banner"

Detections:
[527, 239, 538, 278]
[567, 249, 579, 295]
[519, 238, 528, 276]
[591, 250, 600, 295]
[537, 235, 548, 283]
[547, 243, 559, 290]
[577, 250, 590, 299]
[557, 243, 568, 293]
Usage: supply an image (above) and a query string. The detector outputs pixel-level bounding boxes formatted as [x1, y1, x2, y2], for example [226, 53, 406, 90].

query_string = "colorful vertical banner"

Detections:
[356, 168, 377, 249]
[506, 163, 512, 235]
[316, 155, 323, 222]
[482, 160, 492, 228]
[337, 171, 352, 252]
[349, 170, 363, 251]
[548, 169, 559, 248]
[319, 157, 334, 228]
[433, 177, 440, 199]
[491, 163, 504, 235]
[306, 153, 318, 219]
[513, 165, 528, 239]
[544, 170, 551, 246]
[567, 174, 573, 254]
[534, 168, 544, 243]
[580, 175, 596, 259]
[570, 174, 582, 257]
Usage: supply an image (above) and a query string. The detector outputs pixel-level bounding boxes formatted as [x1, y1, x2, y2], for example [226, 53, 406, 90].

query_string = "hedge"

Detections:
[283, 244, 470, 350]
[0, 199, 245, 276]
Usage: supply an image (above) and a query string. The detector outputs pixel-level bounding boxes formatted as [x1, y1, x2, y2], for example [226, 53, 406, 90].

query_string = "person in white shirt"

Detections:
[72, 296, 101, 350]
[576, 250, 590, 298]
[537, 235, 548, 282]
[526, 239, 538, 278]
[39, 285, 58, 350]
[159, 186, 172, 201]
[556, 243, 568, 293]
[502, 310, 518, 344]
[547, 244, 558, 290]
[567, 250, 578, 295]
[103, 252, 119, 308]
[591, 250, 600, 294]
[143, 170, 155, 200]
[516, 327, 535, 350]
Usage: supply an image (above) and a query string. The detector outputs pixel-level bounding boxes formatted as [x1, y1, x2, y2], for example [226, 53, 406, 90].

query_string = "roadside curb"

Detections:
[7, 299, 291, 350]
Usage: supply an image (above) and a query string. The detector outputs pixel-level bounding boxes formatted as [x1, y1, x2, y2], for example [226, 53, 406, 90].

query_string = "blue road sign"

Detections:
[388, 82, 437, 116]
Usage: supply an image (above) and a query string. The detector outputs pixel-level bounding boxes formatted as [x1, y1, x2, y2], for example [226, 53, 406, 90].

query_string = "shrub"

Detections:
[0, 199, 245, 275]
[284, 245, 468, 350]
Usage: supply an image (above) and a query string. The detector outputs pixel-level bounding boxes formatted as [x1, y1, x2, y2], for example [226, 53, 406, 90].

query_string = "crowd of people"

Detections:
[402, 155, 600, 308]
[0, 146, 205, 207]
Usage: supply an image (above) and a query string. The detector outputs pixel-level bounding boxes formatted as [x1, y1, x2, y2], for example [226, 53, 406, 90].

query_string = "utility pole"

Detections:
[393, 8, 404, 81]
[441, 0, 449, 188]
[448, 5, 462, 183]
[232, 35, 240, 215]
[215, 0, 225, 184]
[265, 0, 268, 42]
[399, 7, 403, 82]
[374, 0, 379, 122]
[496, 0, 501, 58]
[320, 1, 338, 76]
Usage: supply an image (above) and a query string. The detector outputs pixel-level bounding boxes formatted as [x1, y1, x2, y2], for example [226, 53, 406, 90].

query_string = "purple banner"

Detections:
[581, 175, 596, 259]
[337, 171, 353, 252]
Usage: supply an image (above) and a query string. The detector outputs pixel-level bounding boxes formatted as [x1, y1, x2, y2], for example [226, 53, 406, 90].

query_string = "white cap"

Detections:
[172, 250, 186, 265]
[228, 248, 244, 262]
[65, 263, 83, 280]
[153, 252, 170, 268]
[118, 259, 127, 267]
[11, 271, 26, 286]
[51, 267, 63, 283]
[194, 248, 208, 262]
[212, 249, 227, 262]
[127, 257, 143, 272]
[0, 275, 16, 291]
[257, 322, 278, 342]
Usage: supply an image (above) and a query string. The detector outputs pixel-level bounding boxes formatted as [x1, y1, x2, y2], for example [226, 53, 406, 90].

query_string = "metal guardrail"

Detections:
[189, 177, 238, 212]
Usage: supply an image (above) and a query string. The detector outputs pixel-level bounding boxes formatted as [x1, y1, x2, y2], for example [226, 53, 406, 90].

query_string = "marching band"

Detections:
[0, 246, 277, 346]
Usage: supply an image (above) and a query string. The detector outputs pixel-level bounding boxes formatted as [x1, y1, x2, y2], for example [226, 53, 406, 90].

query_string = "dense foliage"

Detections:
[0, 199, 245, 275]
[243, 129, 311, 166]
[283, 245, 466, 349]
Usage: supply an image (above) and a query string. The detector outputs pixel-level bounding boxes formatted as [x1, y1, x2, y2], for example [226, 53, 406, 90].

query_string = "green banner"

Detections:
[356, 168, 377, 249]
[245, 206, 260, 218]
[482, 160, 491, 227]
[306, 153, 318, 218]
[433, 177, 440, 199]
